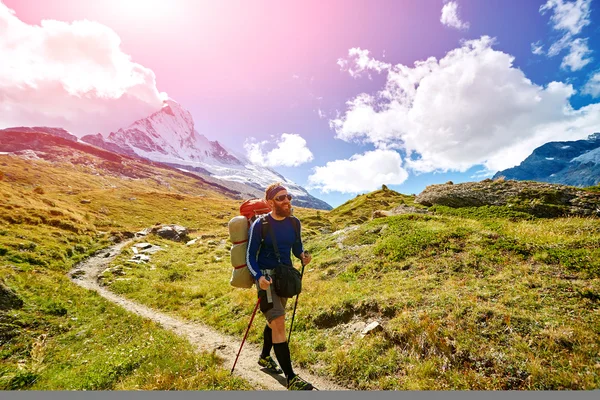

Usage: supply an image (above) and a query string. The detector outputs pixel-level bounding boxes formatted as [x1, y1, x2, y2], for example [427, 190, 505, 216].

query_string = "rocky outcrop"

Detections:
[415, 179, 600, 218]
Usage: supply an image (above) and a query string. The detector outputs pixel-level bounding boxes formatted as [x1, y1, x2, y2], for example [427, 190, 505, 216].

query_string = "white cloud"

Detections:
[537, 0, 593, 72]
[582, 72, 600, 97]
[540, 0, 592, 35]
[307, 149, 408, 193]
[440, 1, 470, 31]
[244, 133, 314, 167]
[561, 38, 593, 71]
[531, 41, 545, 55]
[331, 36, 600, 173]
[0, 3, 166, 137]
[337, 48, 391, 78]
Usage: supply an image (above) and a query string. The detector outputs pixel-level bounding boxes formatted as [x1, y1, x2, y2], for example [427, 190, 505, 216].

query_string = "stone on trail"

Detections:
[360, 321, 383, 338]
[134, 243, 153, 249]
[154, 224, 189, 242]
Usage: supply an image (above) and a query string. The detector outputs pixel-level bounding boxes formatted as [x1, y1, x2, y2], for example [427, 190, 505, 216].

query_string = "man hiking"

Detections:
[246, 182, 314, 390]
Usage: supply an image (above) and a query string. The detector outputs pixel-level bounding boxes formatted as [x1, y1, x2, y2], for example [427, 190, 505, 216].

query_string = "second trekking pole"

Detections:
[231, 297, 260, 374]
[288, 251, 308, 343]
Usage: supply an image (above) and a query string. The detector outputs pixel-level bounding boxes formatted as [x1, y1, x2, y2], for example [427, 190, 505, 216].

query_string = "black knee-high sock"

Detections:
[261, 324, 273, 358]
[273, 342, 295, 379]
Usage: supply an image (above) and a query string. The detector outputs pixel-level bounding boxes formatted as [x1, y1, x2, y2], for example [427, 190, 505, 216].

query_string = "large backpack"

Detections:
[228, 199, 271, 288]
[228, 199, 301, 289]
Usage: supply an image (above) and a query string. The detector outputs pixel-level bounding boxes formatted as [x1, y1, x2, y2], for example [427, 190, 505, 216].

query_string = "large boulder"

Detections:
[153, 224, 189, 242]
[415, 179, 600, 218]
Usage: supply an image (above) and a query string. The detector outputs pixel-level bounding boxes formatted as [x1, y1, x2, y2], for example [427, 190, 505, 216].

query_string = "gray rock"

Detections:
[128, 254, 151, 263]
[139, 245, 163, 254]
[360, 321, 383, 338]
[134, 243, 153, 249]
[0, 282, 23, 310]
[155, 225, 189, 242]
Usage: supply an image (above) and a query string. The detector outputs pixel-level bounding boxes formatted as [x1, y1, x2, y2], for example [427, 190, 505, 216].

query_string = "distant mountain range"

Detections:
[1, 99, 331, 210]
[494, 133, 600, 187]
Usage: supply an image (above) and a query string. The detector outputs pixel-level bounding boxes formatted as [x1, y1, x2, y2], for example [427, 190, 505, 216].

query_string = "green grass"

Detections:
[0, 267, 250, 390]
[0, 154, 251, 390]
[103, 204, 600, 390]
[2, 153, 600, 390]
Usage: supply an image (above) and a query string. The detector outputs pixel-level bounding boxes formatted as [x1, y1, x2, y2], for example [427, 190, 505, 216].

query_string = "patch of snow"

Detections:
[572, 147, 600, 164]
[561, 145, 571, 149]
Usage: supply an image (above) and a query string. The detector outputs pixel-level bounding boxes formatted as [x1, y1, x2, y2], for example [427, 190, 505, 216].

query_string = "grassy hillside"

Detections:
[2, 151, 600, 390]
[0, 154, 249, 390]
[102, 189, 599, 389]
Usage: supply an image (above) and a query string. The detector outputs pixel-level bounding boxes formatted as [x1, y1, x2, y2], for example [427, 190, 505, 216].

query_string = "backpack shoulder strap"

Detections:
[259, 214, 269, 241]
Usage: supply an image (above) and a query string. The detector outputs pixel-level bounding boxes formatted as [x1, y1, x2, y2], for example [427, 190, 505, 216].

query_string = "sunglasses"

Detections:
[273, 194, 293, 202]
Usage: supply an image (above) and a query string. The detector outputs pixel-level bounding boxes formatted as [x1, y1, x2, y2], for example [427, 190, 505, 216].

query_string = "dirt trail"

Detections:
[69, 240, 346, 391]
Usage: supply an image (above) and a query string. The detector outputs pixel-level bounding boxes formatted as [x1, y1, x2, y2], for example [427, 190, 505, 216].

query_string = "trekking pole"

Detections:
[231, 297, 261, 374]
[287, 252, 308, 343]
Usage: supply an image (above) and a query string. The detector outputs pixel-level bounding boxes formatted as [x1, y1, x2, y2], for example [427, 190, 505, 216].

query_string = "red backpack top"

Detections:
[239, 198, 271, 222]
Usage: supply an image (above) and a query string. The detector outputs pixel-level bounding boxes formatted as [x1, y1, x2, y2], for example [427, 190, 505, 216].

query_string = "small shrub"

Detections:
[33, 187, 45, 195]
[43, 301, 68, 316]
[2, 370, 39, 390]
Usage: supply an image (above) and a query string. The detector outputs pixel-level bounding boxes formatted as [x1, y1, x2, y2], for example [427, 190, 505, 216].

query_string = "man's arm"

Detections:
[291, 217, 311, 265]
[291, 217, 303, 259]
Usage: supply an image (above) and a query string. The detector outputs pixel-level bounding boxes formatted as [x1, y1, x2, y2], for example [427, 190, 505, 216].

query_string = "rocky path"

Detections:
[69, 240, 345, 391]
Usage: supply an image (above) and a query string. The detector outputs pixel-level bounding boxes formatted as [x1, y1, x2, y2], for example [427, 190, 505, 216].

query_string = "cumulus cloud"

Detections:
[440, 1, 470, 31]
[582, 72, 600, 98]
[331, 36, 600, 173]
[307, 149, 408, 194]
[244, 133, 314, 167]
[0, 3, 166, 136]
[337, 48, 391, 78]
[535, 0, 593, 70]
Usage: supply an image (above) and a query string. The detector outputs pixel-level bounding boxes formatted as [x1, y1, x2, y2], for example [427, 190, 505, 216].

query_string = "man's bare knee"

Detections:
[270, 315, 286, 343]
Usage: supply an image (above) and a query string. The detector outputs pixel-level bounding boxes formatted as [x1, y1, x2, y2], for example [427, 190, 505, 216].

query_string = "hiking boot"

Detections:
[258, 355, 283, 374]
[287, 375, 314, 390]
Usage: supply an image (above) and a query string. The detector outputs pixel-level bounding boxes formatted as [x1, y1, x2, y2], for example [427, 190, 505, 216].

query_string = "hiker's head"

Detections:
[265, 182, 292, 218]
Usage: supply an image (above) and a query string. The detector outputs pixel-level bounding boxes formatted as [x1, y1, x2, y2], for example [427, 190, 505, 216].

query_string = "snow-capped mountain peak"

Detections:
[80, 99, 332, 210]
[100, 98, 238, 166]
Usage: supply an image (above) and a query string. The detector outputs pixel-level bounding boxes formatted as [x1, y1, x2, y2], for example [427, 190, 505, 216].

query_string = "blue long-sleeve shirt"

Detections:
[246, 213, 303, 281]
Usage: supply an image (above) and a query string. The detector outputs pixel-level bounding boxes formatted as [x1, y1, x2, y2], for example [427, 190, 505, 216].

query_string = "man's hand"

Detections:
[258, 275, 271, 290]
[300, 251, 312, 266]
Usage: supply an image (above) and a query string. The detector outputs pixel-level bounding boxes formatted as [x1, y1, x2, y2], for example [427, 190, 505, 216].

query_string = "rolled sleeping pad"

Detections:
[228, 216, 254, 288]
[229, 215, 248, 244]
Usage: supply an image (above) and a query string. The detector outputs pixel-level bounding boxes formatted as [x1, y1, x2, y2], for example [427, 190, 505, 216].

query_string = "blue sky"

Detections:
[1, 0, 600, 208]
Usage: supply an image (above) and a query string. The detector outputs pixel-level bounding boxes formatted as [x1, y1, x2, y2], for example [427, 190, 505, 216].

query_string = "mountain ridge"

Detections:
[493, 133, 600, 187]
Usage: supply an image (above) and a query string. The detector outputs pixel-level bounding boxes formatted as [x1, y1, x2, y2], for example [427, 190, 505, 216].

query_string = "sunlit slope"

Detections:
[100, 184, 600, 390]
[0, 152, 250, 390]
